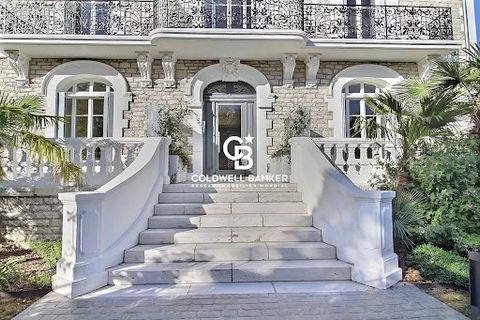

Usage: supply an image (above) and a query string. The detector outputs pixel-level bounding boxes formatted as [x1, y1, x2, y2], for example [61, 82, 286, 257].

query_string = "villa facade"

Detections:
[0, 0, 468, 298]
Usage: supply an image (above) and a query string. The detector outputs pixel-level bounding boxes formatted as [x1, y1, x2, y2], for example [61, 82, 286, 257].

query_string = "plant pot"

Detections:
[169, 155, 187, 184]
[269, 155, 291, 176]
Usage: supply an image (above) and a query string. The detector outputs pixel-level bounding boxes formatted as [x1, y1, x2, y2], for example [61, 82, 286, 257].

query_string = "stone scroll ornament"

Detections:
[5, 50, 30, 87]
[137, 53, 153, 88]
[161, 53, 177, 88]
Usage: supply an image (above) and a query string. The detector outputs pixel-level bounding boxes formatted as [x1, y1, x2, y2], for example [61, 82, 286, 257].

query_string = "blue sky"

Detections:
[477, 0, 480, 41]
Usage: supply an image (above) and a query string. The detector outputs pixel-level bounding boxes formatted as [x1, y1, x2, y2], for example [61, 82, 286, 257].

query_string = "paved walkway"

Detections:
[14, 282, 468, 320]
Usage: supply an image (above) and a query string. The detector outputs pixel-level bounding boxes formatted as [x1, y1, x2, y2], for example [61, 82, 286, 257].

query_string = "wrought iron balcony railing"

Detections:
[0, 0, 154, 36]
[0, 0, 454, 40]
[303, 4, 454, 40]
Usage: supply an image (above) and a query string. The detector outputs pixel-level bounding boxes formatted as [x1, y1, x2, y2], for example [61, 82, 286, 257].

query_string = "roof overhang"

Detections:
[0, 29, 464, 62]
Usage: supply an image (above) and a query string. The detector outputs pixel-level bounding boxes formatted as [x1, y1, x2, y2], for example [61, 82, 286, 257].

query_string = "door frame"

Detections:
[203, 93, 256, 176]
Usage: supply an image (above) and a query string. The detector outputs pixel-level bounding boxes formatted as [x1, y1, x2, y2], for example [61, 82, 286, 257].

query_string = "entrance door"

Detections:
[204, 100, 255, 175]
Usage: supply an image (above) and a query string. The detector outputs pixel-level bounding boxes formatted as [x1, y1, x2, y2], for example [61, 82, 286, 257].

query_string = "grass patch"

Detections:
[408, 244, 469, 288]
[0, 258, 24, 291]
[29, 241, 61, 269]
[416, 283, 470, 317]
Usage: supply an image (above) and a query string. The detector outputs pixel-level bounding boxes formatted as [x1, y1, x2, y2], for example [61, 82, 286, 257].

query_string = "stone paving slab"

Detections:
[14, 283, 468, 320]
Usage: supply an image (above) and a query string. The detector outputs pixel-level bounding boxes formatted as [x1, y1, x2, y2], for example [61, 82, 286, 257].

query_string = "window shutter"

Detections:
[57, 92, 66, 138]
[104, 92, 113, 137]
[341, 93, 347, 137]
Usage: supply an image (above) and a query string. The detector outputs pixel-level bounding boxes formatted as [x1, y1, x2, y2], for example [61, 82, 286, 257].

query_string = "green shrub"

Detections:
[29, 240, 62, 269]
[409, 244, 469, 288]
[453, 232, 480, 256]
[408, 136, 480, 233]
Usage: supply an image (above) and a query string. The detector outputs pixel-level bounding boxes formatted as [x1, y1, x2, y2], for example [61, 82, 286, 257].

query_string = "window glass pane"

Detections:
[93, 82, 107, 91]
[348, 84, 361, 93]
[366, 105, 375, 115]
[76, 99, 89, 115]
[364, 84, 376, 93]
[66, 86, 74, 93]
[347, 99, 361, 115]
[65, 99, 73, 115]
[349, 117, 362, 138]
[64, 117, 72, 137]
[76, 82, 90, 92]
[75, 117, 88, 137]
[92, 117, 104, 137]
[93, 99, 104, 115]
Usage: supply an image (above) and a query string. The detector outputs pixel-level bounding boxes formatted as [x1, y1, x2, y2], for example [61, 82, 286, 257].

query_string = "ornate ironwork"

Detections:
[156, 0, 302, 30]
[0, 0, 154, 35]
[204, 81, 255, 96]
[303, 4, 454, 40]
[0, 1, 454, 40]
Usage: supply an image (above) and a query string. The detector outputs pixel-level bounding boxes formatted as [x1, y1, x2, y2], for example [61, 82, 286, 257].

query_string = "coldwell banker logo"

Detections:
[223, 135, 254, 170]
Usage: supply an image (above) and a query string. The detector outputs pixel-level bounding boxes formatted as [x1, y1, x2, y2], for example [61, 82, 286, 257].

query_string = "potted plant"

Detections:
[157, 103, 192, 183]
[270, 107, 311, 175]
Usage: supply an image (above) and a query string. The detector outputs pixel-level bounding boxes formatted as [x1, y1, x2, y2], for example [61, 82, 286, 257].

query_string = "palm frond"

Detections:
[14, 131, 82, 185]
[393, 190, 425, 248]
[393, 78, 432, 103]
[432, 60, 468, 92]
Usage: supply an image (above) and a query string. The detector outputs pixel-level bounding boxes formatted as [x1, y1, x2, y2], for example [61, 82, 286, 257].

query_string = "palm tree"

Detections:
[0, 92, 82, 184]
[433, 45, 480, 141]
[363, 81, 471, 189]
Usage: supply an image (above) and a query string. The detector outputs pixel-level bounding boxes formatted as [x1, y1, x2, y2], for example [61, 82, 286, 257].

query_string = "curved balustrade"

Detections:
[312, 138, 397, 187]
[1, 138, 147, 191]
[0, 0, 454, 40]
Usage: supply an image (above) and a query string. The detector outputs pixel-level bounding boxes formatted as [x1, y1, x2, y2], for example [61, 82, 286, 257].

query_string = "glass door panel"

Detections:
[217, 104, 242, 171]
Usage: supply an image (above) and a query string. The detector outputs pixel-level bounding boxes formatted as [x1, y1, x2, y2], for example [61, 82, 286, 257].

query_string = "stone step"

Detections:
[148, 214, 313, 229]
[154, 202, 307, 216]
[158, 192, 303, 204]
[163, 183, 298, 193]
[108, 260, 352, 285]
[138, 227, 322, 245]
[124, 242, 336, 263]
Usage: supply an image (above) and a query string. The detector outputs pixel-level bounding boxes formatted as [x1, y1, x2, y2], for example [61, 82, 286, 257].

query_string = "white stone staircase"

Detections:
[108, 183, 352, 285]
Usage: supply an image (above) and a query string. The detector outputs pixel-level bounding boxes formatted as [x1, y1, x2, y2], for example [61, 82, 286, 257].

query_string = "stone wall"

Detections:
[0, 195, 63, 246]
[0, 58, 418, 154]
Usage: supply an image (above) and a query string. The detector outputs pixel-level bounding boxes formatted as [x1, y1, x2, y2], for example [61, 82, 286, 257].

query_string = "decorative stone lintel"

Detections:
[136, 52, 153, 88]
[417, 55, 440, 80]
[282, 54, 297, 87]
[219, 58, 241, 82]
[5, 50, 30, 87]
[160, 52, 177, 88]
[304, 54, 321, 88]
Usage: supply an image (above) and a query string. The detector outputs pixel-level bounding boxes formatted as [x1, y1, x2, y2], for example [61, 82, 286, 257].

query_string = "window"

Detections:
[343, 82, 381, 139]
[60, 81, 113, 138]
[205, 0, 252, 29]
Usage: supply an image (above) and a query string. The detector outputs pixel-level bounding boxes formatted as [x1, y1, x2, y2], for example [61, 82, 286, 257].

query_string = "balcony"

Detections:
[0, 0, 454, 40]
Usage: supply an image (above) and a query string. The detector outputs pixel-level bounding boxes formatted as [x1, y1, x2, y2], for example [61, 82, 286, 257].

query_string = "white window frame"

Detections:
[58, 81, 113, 138]
[326, 64, 404, 139]
[344, 82, 381, 139]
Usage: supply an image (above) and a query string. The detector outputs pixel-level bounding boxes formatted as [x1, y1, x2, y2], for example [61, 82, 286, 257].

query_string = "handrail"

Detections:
[289, 137, 401, 289]
[52, 137, 170, 297]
